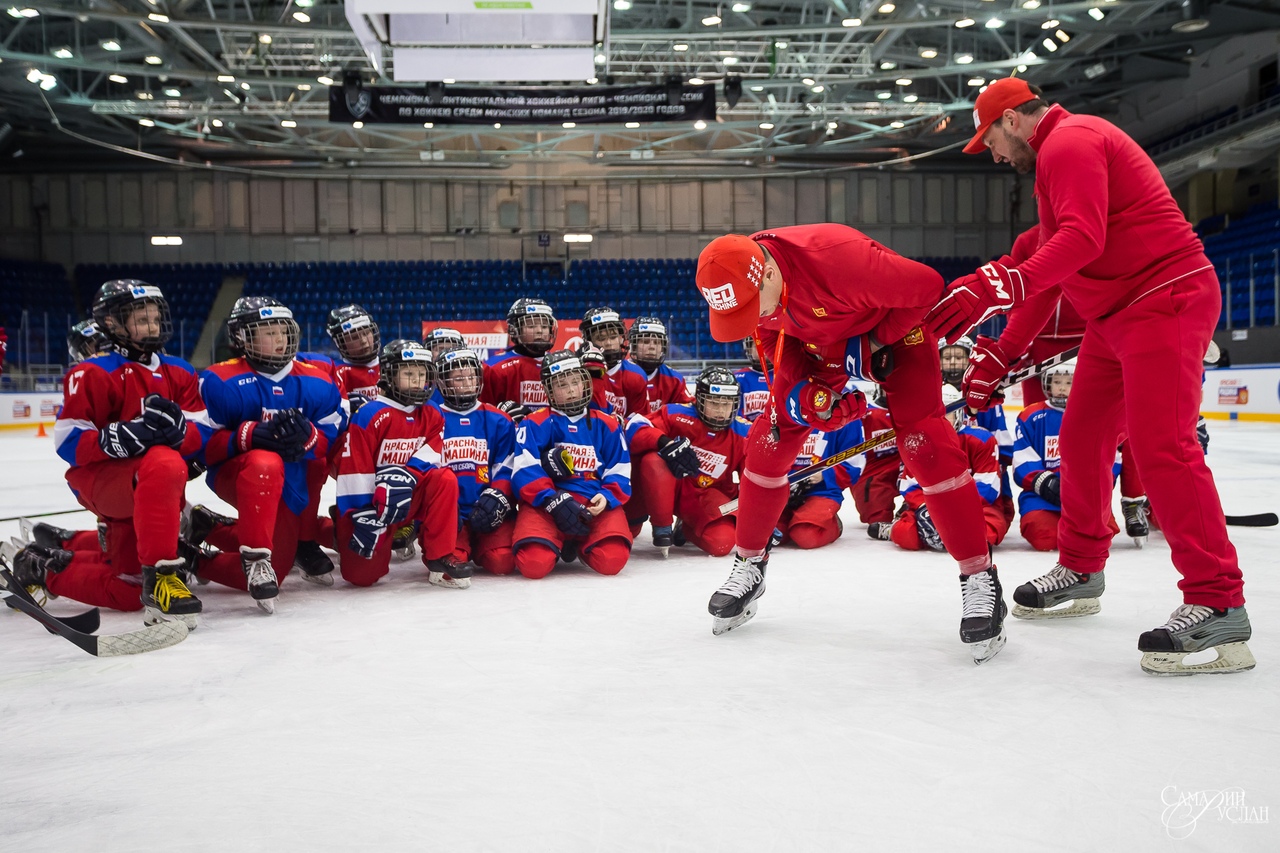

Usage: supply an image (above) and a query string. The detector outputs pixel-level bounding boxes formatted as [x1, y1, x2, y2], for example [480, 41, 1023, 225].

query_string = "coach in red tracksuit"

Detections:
[929, 77, 1245, 642]
[697, 226, 996, 579]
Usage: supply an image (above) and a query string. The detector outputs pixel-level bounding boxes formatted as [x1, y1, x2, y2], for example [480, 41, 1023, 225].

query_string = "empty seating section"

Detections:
[1199, 202, 1280, 330]
[0, 259, 79, 367]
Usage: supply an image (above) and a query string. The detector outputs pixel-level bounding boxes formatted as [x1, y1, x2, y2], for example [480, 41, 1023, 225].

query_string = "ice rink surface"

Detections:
[0, 421, 1276, 853]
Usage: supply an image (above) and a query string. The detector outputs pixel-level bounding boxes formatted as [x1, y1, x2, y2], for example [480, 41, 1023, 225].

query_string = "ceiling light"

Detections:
[694, 119, 707, 129]
[109, 74, 127, 83]
[259, 34, 272, 44]
[1089, 7, 1105, 20]
[562, 121, 576, 128]
[967, 77, 985, 87]
[1022, 0, 1040, 7]
[443, 78, 455, 84]
[139, 119, 155, 127]
[802, 77, 815, 85]
[594, 52, 607, 64]
[240, 82, 250, 89]
[7, 8, 39, 18]
[775, 41, 788, 49]
[296, 0, 314, 6]
[148, 13, 168, 22]
[317, 75, 334, 85]
[293, 12, 310, 22]
[1017, 64, 1028, 72]
[842, 17, 861, 27]
[673, 43, 689, 51]
[903, 93, 919, 103]
[212, 119, 223, 127]
[919, 47, 938, 59]
[586, 76, 598, 84]
[880, 61, 897, 70]
[24, 68, 40, 82]
[217, 74, 235, 82]
[564, 234, 593, 243]
[750, 85, 763, 92]
[150, 235, 182, 245]
[955, 53, 974, 64]
[890, 120, 905, 128]
[164, 87, 181, 97]
[689, 77, 705, 85]
[1042, 37, 1058, 52]
[878, 3, 895, 13]
[759, 121, 774, 129]
[826, 120, 838, 129]
[613, 0, 631, 8]
[1041, 18, 1059, 29]
[702, 15, 721, 26]
[986, 18, 1004, 28]
[145, 55, 162, 64]
[493, 122, 501, 128]
[136, 91, 154, 99]
[1084, 62, 1108, 79]
[723, 56, 738, 65]
[811, 85, 824, 93]
[956, 17, 975, 28]
[1056, 29, 1071, 42]
[423, 122, 434, 128]
[281, 119, 297, 128]
[895, 77, 912, 86]
[352, 121, 363, 128]
[876, 91, 892, 99]
[732, 2, 751, 10]
[101, 39, 121, 51]
[52, 47, 73, 59]
[625, 121, 640, 128]
[297, 83, 311, 91]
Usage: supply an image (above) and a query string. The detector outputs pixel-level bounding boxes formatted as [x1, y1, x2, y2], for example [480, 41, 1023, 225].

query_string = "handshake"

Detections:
[235, 408, 317, 462]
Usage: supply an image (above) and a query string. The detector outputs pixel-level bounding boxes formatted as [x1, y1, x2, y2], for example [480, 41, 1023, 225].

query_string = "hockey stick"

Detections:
[717, 346, 1082, 516]
[0, 565, 188, 657]
[1225, 513, 1279, 528]
[0, 508, 87, 524]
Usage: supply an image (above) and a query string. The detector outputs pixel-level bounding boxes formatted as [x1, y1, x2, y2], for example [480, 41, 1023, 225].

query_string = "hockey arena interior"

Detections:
[2, 1, 1280, 850]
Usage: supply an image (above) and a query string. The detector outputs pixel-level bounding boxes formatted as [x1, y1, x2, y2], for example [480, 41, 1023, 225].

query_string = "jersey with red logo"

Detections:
[597, 360, 649, 419]
[900, 426, 999, 509]
[636, 361, 694, 414]
[625, 403, 752, 493]
[432, 401, 517, 521]
[54, 351, 210, 469]
[335, 395, 445, 515]
[482, 350, 548, 410]
[734, 368, 770, 421]
[298, 352, 381, 402]
[512, 407, 631, 509]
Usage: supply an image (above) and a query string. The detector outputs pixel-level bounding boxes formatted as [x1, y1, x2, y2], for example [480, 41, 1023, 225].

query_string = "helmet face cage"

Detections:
[507, 299, 557, 357]
[741, 336, 762, 371]
[941, 383, 965, 429]
[230, 300, 300, 374]
[582, 308, 627, 368]
[628, 318, 669, 372]
[939, 337, 973, 387]
[92, 280, 173, 359]
[1041, 363, 1074, 411]
[435, 344, 484, 410]
[425, 327, 466, 359]
[68, 320, 109, 364]
[695, 367, 741, 431]
[541, 351, 592, 416]
[379, 340, 434, 407]
[326, 305, 381, 365]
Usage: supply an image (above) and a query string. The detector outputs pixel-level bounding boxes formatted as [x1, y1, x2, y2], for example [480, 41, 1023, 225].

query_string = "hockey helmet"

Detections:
[581, 306, 627, 368]
[377, 339, 434, 407]
[325, 304, 381, 365]
[540, 349, 592, 416]
[506, 298, 557, 358]
[226, 296, 300, 374]
[628, 317, 669, 374]
[695, 366, 741, 431]
[939, 335, 974, 387]
[67, 319, 110, 364]
[424, 326, 466, 359]
[435, 343, 484, 411]
[1041, 360, 1075, 411]
[91, 279, 172, 360]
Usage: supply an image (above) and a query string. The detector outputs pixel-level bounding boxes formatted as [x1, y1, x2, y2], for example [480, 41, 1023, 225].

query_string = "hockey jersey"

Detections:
[55, 351, 210, 469]
[335, 395, 445, 515]
[600, 360, 649, 419]
[970, 405, 1013, 501]
[200, 358, 345, 514]
[432, 400, 517, 521]
[297, 352, 381, 403]
[512, 407, 631, 509]
[734, 367, 770, 421]
[482, 350, 549, 410]
[900, 425, 1000, 508]
[1013, 401, 1120, 514]
[637, 361, 694, 414]
[625, 404, 752, 494]
[791, 422, 867, 505]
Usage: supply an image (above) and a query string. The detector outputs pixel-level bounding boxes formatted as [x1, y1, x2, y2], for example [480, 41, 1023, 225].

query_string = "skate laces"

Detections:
[719, 556, 765, 597]
[154, 573, 194, 609]
[1158, 604, 1215, 633]
[244, 557, 275, 588]
[1031, 564, 1080, 593]
[961, 571, 996, 619]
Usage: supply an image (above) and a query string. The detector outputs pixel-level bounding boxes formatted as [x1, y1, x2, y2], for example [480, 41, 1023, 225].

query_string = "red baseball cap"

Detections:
[964, 77, 1038, 154]
[696, 234, 767, 342]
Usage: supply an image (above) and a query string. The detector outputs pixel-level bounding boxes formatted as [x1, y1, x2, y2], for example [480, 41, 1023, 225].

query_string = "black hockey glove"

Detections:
[348, 392, 368, 416]
[543, 490, 593, 537]
[656, 435, 700, 478]
[575, 343, 608, 379]
[186, 458, 207, 481]
[373, 464, 419, 527]
[786, 478, 814, 511]
[270, 408, 316, 462]
[541, 446, 576, 481]
[348, 509, 384, 559]
[98, 417, 155, 459]
[914, 504, 946, 552]
[1032, 471, 1061, 507]
[141, 394, 187, 449]
[1196, 416, 1210, 454]
[496, 400, 532, 424]
[469, 487, 512, 533]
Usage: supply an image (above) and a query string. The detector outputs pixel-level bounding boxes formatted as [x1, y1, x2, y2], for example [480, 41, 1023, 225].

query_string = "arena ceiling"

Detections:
[0, 0, 1275, 175]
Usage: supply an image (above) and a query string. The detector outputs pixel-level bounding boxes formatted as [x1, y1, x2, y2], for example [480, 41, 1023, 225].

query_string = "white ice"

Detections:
[1, 422, 1278, 853]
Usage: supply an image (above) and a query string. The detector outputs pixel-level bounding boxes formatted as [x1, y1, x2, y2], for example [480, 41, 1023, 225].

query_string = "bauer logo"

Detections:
[701, 283, 739, 310]
[1160, 786, 1269, 840]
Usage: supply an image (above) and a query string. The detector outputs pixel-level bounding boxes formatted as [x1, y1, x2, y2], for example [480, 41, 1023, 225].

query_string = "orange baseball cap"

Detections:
[964, 77, 1038, 154]
[696, 234, 767, 342]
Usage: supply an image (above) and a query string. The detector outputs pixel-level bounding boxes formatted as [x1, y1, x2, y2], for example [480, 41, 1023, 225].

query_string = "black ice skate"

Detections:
[293, 540, 335, 587]
[866, 522, 892, 541]
[181, 504, 235, 548]
[240, 547, 279, 614]
[391, 522, 418, 561]
[1121, 497, 1150, 548]
[6, 541, 72, 604]
[20, 518, 76, 550]
[426, 556, 474, 589]
[960, 566, 1007, 664]
[652, 525, 674, 558]
[1012, 564, 1104, 619]
[1138, 604, 1255, 675]
[709, 550, 768, 635]
[142, 558, 203, 630]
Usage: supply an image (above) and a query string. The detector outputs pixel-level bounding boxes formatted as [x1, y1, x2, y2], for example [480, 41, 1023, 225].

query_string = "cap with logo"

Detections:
[963, 76, 1038, 155]
[695, 234, 767, 342]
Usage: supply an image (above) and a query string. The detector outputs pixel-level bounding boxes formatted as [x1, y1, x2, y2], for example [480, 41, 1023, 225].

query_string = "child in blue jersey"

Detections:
[195, 297, 345, 612]
[942, 337, 1015, 523]
[510, 350, 633, 578]
[772, 421, 866, 549]
[734, 336, 771, 421]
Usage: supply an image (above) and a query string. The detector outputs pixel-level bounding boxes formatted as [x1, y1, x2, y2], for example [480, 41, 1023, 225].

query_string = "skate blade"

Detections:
[711, 601, 758, 636]
[255, 596, 277, 615]
[1132, 536, 1147, 549]
[428, 571, 471, 590]
[970, 628, 1007, 664]
[299, 571, 335, 587]
[18, 518, 33, 543]
[658, 546, 670, 559]
[394, 545, 416, 561]
[1141, 641, 1256, 676]
[1012, 598, 1101, 620]
[143, 607, 199, 632]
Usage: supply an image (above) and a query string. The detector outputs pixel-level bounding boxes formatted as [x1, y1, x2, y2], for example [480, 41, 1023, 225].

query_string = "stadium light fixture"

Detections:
[956, 17, 975, 28]
[842, 18, 861, 27]
[150, 235, 182, 245]
[109, 74, 127, 83]
[101, 39, 122, 51]
[564, 234, 593, 243]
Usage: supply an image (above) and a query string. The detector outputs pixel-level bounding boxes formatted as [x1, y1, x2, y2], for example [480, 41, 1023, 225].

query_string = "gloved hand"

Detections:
[541, 446, 576, 481]
[791, 380, 866, 432]
[469, 487, 512, 533]
[575, 342, 608, 379]
[786, 477, 814, 511]
[961, 337, 1013, 411]
[98, 417, 155, 459]
[348, 392, 368, 415]
[1032, 470, 1061, 507]
[915, 504, 945, 552]
[373, 464, 419, 527]
[186, 458, 207, 481]
[925, 261, 1026, 345]
[1196, 416, 1210, 454]
[656, 435, 700, 478]
[348, 509, 385, 559]
[141, 394, 186, 449]
[270, 408, 317, 462]
[496, 400, 532, 423]
[543, 490, 593, 537]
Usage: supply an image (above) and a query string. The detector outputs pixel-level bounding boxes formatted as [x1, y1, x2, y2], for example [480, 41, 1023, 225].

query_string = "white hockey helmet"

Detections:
[1041, 359, 1075, 410]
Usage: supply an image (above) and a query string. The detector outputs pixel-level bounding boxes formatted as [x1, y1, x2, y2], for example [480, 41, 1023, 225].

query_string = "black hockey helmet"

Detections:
[91, 279, 172, 360]
[741, 336, 763, 372]
[506, 298, 557, 358]
[540, 349, 592, 416]
[226, 296, 300, 373]
[580, 306, 627, 368]
[325, 304, 380, 365]
[939, 335, 974, 387]
[67, 319, 110, 364]
[435, 343, 484, 411]
[378, 339, 434, 407]
[424, 326, 466, 359]
[695, 365, 741, 431]
[628, 316, 669, 374]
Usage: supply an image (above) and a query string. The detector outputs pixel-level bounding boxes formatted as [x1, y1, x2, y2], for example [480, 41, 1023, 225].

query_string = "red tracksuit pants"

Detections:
[893, 503, 1009, 551]
[453, 518, 516, 575]
[628, 453, 737, 557]
[1058, 271, 1242, 608]
[737, 331, 990, 572]
[848, 455, 899, 524]
[513, 501, 633, 579]
[774, 495, 844, 550]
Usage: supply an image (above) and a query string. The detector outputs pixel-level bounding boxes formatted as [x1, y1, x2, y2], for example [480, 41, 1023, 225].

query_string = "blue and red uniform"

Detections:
[434, 400, 518, 574]
[892, 425, 1008, 551]
[733, 367, 770, 421]
[637, 361, 695, 414]
[774, 422, 865, 550]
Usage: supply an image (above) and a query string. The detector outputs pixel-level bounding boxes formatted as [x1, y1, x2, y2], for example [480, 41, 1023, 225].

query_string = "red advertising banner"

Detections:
[422, 319, 586, 360]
